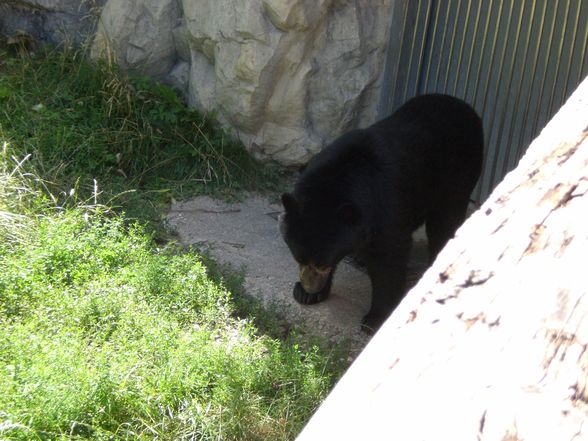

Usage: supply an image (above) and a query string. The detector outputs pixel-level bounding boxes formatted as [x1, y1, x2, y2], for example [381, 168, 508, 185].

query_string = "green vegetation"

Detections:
[0, 44, 283, 228]
[0, 46, 345, 440]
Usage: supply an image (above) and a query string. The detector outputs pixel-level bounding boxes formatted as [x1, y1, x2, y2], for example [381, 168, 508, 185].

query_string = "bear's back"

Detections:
[294, 94, 483, 218]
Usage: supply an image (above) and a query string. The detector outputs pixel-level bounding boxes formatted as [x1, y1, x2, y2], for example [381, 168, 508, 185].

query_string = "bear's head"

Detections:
[279, 192, 363, 302]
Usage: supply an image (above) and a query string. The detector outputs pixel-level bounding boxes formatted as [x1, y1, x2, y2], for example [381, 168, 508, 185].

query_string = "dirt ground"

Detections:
[166, 194, 430, 351]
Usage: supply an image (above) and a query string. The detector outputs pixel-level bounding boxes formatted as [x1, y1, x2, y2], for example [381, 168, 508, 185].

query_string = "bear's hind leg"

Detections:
[362, 235, 412, 333]
[425, 201, 470, 263]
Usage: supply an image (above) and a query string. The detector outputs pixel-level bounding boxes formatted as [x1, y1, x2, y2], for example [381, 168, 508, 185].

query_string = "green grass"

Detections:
[0, 44, 284, 229]
[0, 46, 346, 440]
[0, 211, 341, 440]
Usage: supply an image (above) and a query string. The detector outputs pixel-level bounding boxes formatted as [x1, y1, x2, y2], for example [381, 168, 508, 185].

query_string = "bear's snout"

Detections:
[299, 264, 332, 294]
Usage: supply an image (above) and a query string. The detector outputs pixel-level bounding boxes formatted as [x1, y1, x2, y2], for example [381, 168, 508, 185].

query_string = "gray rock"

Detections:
[172, 22, 192, 63]
[91, 0, 181, 79]
[0, 0, 105, 46]
[91, 0, 392, 165]
[4, 0, 393, 166]
[167, 61, 190, 96]
[187, 50, 217, 110]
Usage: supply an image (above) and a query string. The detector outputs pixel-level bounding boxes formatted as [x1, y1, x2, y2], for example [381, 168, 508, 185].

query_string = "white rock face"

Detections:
[91, 0, 392, 165]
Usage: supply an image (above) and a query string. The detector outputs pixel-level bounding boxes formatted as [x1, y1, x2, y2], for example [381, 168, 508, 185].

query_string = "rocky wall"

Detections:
[0, 0, 105, 47]
[92, 0, 392, 165]
[1, 0, 393, 165]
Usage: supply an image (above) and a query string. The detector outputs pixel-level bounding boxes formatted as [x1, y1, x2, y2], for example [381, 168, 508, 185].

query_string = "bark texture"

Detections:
[297, 77, 588, 440]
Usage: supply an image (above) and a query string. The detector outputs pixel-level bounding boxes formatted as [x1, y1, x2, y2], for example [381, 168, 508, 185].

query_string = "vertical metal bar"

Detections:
[514, 0, 549, 157]
[575, 1, 588, 86]
[561, 0, 583, 103]
[499, 0, 538, 179]
[479, 0, 508, 116]
[389, 1, 411, 112]
[487, 0, 526, 187]
[479, 0, 513, 198]
[471, 0, 497, 107]
[546, 0, 572, 117]
[401, 0, 427, 103]
[461, 0, 484, 102]
[442, 0, 462, 92]
[378, 1, 410, 117]
[470, 0, 495, 202]
[432, 0, 453, 90]
[414, 0, 435, 95]
[421, 1, 442, 92]
[573, 1, 588, 86]
[530, 0, 561, 138]
[451, 0, 473, 96]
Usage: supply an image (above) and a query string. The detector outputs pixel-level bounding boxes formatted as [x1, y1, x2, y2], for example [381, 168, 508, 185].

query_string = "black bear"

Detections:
[279, 94, 483, 332]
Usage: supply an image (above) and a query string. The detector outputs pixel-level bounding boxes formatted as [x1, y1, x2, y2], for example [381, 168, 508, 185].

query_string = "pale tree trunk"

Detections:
[297, 76, 588, 441]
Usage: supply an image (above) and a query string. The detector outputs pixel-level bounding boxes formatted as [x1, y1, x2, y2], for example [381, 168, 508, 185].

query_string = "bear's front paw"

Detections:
[293, 282, 329, 305]
[361, 312, 388, 334]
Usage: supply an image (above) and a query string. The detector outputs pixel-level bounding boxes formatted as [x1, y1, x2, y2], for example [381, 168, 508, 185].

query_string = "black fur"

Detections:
[280, 94, 483, 332]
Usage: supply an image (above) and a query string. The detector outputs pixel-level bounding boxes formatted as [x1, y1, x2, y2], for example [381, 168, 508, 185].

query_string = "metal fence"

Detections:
[379, 0, 588, 202]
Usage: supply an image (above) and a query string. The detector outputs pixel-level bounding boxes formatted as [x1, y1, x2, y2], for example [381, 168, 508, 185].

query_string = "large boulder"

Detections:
[90, 0, 392, 165]
[91, 0, 181, 79]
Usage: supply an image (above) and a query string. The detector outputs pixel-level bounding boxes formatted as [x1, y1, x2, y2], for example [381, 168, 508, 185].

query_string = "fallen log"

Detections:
[297, 75, 588, 440]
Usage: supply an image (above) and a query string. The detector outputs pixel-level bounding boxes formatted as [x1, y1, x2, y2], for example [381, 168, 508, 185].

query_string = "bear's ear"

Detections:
[338, 202, 361, 225]
[281, 193, 299, 214]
